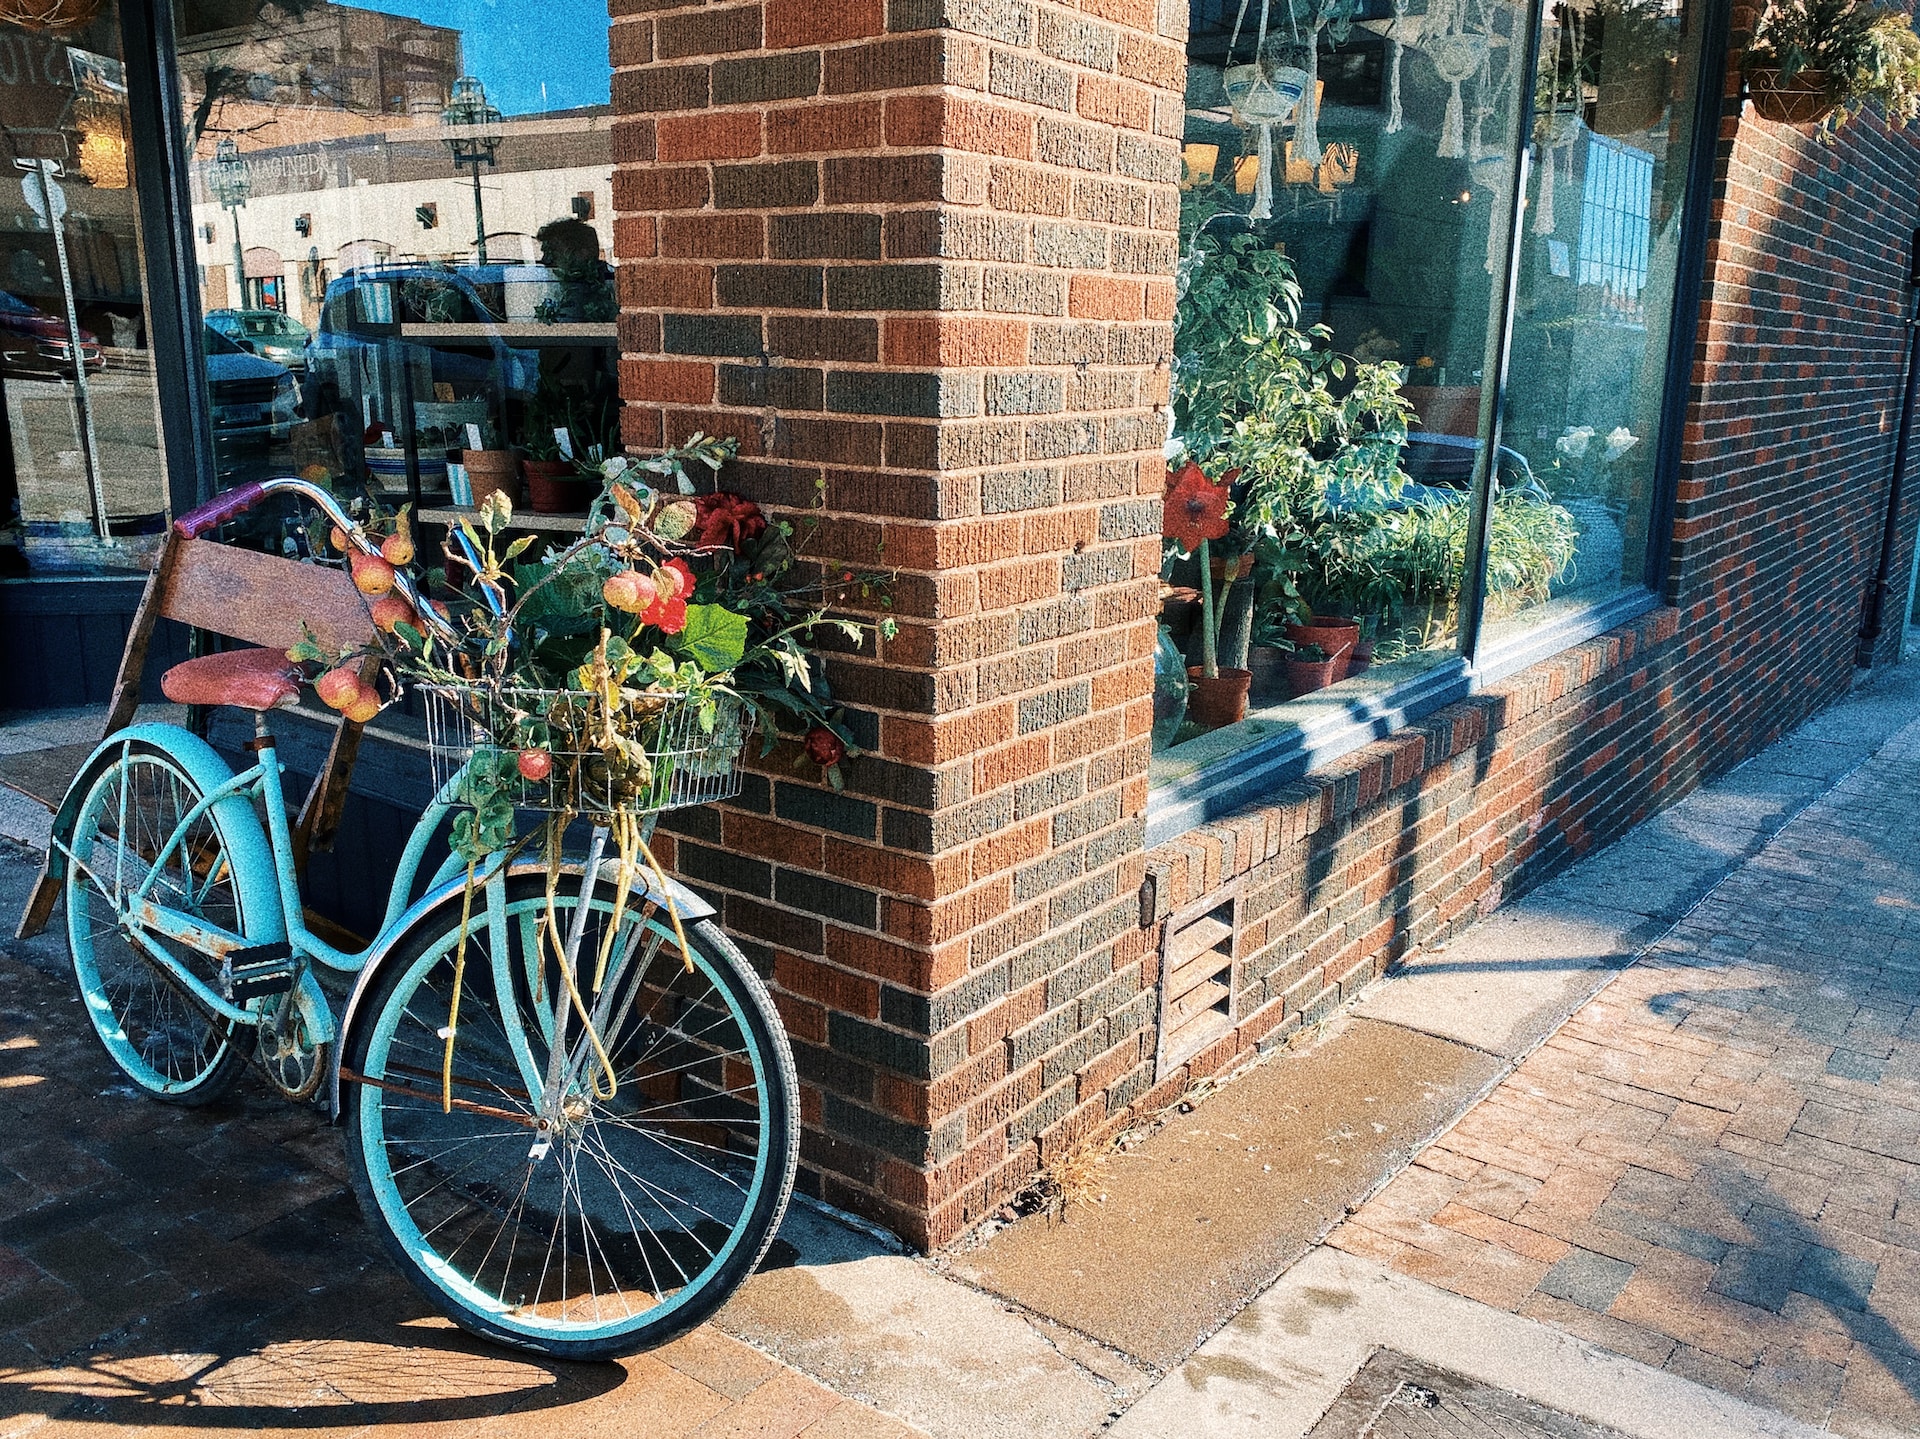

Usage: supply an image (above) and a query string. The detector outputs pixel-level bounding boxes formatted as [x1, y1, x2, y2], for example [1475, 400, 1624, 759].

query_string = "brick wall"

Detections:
[610, 0, 1920, 1250]
[610, 0, 1185, 1244]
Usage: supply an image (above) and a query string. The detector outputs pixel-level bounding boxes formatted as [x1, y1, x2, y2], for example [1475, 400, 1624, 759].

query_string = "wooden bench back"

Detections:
[157, 537, 375, 653]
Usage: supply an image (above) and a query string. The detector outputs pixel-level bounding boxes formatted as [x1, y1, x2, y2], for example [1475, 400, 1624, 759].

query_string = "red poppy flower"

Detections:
[691, 492, 767, 552]
[655, 557, 696, 601]
[1163, 464, 1231, 554]
[803, 726, 846, 768]
[642, 595, 688, 634]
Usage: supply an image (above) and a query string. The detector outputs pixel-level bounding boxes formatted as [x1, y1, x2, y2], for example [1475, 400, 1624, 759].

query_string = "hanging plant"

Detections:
[1745, 0, 1920, 130]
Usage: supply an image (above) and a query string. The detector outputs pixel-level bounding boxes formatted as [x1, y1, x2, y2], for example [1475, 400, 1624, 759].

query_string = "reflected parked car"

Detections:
[303, 266, 538, 421]
[206, 307, 311, 372]
[0, 290, 103, 376]
[203, 323, 299, 446]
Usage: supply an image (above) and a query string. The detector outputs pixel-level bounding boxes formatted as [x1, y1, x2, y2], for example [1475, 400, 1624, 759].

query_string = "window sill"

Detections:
[1145, 587, 1665, 848]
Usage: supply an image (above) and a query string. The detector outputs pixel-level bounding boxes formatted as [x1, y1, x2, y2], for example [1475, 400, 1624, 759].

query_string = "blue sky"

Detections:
[343, 0, 612, 115]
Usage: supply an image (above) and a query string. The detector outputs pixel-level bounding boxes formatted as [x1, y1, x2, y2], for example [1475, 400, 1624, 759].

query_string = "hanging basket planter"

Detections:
[1747, 67, 1839, 125]
[0, 0, 102, 31]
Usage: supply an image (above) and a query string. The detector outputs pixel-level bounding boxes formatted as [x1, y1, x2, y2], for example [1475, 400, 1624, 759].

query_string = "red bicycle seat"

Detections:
[160, 647, 301, 711]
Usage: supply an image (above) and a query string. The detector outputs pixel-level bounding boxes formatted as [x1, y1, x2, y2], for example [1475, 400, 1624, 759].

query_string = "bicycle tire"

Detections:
[64, 738, 256, 1104]
[342, 872, 799, 1359]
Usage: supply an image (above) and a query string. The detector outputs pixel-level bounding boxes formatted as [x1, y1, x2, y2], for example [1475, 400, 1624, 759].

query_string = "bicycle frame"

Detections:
[62, 716, 714, 1120]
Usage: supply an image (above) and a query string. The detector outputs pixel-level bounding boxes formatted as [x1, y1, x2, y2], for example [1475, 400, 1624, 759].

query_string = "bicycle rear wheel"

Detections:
[64, 739, 255, 1104]
[342, 873, 798, 1359]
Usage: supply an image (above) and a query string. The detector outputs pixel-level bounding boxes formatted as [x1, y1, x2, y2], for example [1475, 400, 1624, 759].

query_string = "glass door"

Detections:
[0, 3, 170, 576]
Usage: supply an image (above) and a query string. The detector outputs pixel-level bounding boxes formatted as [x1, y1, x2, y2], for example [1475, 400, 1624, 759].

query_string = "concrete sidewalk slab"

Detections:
[1110, 1247, 1825, 1439]
[948, 1019, 1503, 1369]
[719, 1201, 1136, 1439]
[1353, 900, 1646, 1059]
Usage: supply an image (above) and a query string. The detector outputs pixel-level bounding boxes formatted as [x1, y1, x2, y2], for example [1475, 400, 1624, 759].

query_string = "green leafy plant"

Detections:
[1167, 186, 1417, 679]
[1747, 0, 1920, 128]
[294, 436, 896, 861]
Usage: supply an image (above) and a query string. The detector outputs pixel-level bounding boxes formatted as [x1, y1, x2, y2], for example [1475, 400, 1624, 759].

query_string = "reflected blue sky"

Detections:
[344, 0, 612, 115]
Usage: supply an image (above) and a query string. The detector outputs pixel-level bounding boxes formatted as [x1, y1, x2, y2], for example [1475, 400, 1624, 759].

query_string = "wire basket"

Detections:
[420, 683, 754, 816]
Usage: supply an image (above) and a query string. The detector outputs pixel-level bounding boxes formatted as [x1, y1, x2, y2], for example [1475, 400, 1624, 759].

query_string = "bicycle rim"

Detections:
[65, 744, 249, 1102]
[348, 882, 795, 1354]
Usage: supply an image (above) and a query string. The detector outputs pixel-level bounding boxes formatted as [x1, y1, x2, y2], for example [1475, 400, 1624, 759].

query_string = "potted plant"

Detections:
[1164, 459, 1254, 729]
[1744, 0, 1920, 129]
[1547, 424, 1636, 593]
[460, 419, 520, 508]
[1167, 186, 1416, 710]
[1247, 601, 1293, 697]
[1283, 642, 1336, 697]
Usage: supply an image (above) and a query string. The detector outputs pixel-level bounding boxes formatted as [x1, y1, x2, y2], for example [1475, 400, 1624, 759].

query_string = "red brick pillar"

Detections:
[612, 0, 1182, 1247]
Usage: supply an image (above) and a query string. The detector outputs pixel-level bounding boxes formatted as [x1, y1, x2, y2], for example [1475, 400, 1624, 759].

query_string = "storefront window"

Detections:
[0, 5, 169, 576]
[1486, 0, 1706, 642]
[1156, 0, 1709, 794]
[172, 0, 618, 551]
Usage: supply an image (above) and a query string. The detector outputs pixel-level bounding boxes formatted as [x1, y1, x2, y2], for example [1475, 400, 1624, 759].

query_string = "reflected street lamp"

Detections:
[441, 76, 502, 264]
[208, 138, 252, 308]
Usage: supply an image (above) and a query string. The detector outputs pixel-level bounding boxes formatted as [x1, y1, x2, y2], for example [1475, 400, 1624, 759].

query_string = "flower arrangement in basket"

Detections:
[291, 436, 892, 1100]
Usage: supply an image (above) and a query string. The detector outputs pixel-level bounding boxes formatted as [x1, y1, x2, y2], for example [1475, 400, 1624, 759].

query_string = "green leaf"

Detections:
[672, 603, 748, 673]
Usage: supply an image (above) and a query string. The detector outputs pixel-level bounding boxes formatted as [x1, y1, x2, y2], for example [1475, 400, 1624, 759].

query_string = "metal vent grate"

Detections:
[1155, 894, 1237, 1076]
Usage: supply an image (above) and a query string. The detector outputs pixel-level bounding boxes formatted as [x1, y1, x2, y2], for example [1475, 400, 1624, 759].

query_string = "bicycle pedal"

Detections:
[226, 943, 296, 1000]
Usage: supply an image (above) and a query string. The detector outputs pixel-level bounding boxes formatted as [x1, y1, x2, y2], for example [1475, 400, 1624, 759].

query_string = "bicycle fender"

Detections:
[327, 856, 716, 1120]
[38, 724, 285, 947]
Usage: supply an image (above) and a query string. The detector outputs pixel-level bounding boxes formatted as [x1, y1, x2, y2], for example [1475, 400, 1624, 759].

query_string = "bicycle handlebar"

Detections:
[173, 482, 269, 538]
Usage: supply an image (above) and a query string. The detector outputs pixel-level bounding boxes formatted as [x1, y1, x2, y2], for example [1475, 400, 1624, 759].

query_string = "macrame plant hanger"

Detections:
[1360, 0, 1426, 136]
[1386, 0, 1408, 132]
[1534, 5, 1583, 235]
[1226, 0, 1312, 219]
[1292, 1, 1323, 168]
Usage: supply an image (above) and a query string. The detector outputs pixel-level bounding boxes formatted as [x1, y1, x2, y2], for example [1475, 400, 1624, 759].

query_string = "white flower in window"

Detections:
[1556, 425, 1595, 460]
[1603, 426, 1639, 462]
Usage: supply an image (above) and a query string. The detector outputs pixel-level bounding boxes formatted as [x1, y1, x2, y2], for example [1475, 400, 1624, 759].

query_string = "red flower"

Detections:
[691, 492, 767, 552]
[803, 726, 846, 768]
[1163, 463, 1230, 554]
[642, 595, 688, 634]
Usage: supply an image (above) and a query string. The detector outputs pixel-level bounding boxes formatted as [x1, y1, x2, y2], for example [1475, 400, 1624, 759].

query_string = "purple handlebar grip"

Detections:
[173, 482, 269, 538]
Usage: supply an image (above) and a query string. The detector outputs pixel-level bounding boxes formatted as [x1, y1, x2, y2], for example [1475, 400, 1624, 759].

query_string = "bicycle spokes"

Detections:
[66, 746, 250, 1103]
[351, 885, 781, 1340]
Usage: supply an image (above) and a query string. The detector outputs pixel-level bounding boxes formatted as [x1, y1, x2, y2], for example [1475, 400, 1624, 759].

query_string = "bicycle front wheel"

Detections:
[343, 873, 799, 1359]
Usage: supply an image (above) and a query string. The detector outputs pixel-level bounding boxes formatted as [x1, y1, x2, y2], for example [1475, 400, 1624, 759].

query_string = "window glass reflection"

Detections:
[1161, 0, 1530, 768]
[1487, 0, 1704, 640]
[175, 0, 619, 550]
[0, 9, 169, 576]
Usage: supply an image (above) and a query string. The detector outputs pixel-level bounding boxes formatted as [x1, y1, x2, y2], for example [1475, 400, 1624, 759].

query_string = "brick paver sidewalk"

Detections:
[0, 892, 916, 1439]
[1333, 719, 1920, 1437]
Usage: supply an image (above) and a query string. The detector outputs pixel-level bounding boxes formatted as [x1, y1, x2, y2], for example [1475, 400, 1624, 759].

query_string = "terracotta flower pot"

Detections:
[1186, 666, 1252, 729]
[1284, 616, 1360, 680]
[1284, 655, 1337, 697]
[1748, 67, 1837, 126]
[521, 458, 594, 514]
[1248, 645, 1288, 697]
[1208, 553, 1254, 583]
[463, 449, 522, 508]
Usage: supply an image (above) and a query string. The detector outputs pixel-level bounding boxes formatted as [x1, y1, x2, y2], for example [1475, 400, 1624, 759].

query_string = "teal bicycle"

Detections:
[39, 475, 799, 1359]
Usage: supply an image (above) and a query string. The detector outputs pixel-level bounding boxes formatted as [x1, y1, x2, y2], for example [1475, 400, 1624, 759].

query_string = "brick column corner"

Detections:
[611, 0, 1183, 1247]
